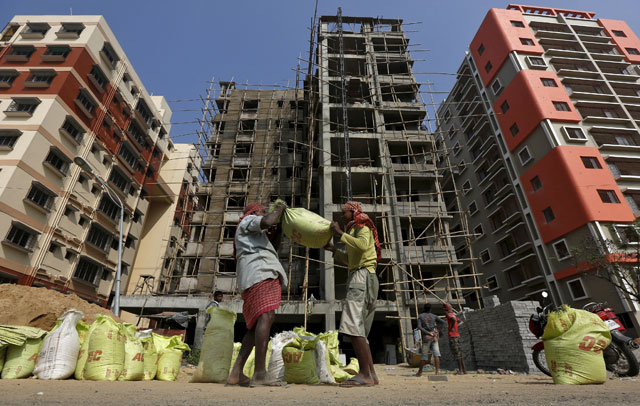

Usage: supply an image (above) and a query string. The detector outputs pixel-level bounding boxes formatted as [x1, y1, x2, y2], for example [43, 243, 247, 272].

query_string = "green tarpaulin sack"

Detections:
[242, 340, 272, 378]
[0, 345, 5, 373]
[118, 323, 144, 381]
[76, 321, 90, 346]
[75, 320, 99, 380]
[1, 337, 44, 379]
[542, 306, 611, 384]
[270, 201, 332, 249]
[229, 342, 241, 373]
[138, 330, 157, 381]
[192, 307, 236, 383]
[282, 337, 320, 385]
[82, 315, 125, 381]
[156, 335, 190, 381]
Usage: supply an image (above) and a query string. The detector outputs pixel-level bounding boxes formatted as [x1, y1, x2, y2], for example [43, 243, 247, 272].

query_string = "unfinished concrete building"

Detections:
[121, 13, 480, 355]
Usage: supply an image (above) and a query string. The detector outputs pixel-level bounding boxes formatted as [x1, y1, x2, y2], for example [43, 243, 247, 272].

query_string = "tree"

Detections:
[570, 222, 640, 304]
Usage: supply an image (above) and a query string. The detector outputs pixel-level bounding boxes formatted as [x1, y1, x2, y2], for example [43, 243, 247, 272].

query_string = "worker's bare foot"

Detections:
[372, 372, 380, 385]
[226, 372, 250, 386]
[250, 371, 287, 387]
[415, 371, 423, 377]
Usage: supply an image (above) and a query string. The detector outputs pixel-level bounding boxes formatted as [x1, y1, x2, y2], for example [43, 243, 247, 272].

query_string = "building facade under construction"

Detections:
[122, 14, 481, 354]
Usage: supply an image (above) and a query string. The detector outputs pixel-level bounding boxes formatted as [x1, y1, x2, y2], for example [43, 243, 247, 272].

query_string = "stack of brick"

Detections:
[436, 300, 540, 372]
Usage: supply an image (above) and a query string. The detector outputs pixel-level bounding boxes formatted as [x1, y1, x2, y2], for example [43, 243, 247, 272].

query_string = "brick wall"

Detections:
[436, 300, 540, 372]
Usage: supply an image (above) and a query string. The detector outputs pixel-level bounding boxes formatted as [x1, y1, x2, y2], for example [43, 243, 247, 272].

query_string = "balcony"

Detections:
[185, 241, 205, 257]
[395, 201, 442, 217]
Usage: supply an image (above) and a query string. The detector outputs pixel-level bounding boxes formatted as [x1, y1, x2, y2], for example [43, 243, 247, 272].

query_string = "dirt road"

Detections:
[1, 365, 638, 406]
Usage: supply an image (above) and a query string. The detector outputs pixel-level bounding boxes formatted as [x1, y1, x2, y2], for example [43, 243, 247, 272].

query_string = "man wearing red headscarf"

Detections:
[228, 202, 287, 387]
[325, 201, 381, 387]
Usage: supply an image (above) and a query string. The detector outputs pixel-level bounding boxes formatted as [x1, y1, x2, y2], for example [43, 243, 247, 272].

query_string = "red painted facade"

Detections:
[521, 146, 635, 244]
[598, 19, 640, 64]
[470, 8, 543, 87]
[493, 70, 581, 151]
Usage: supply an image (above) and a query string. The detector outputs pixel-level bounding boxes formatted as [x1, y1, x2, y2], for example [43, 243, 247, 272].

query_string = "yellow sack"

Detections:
[343, 357, 360, 375]
[242, 340, 273, 379]
[317, 331, 340, 366]
[82, 315, 125, 381]
[0, 345, 6, 373]
[542, 306, 611, 384]
[76, 321, 90, 346]
[192, 307, 237, 383]
[74, 320, 98, 380]
[282, 345, 320, 385]
[229, 342, 241, 373]
[156, 335, 190, 381]
[137, 330, 157, 381]
[281, 208, 332, 249]
[330, 364, 353, 383]
[118, 323, 144, 381]
[1, 337, 43, 379]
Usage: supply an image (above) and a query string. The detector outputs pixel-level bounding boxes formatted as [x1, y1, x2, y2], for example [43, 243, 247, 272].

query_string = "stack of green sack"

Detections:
[0, 325, 47, 379]
[269, 328, 359, 385]
[1, 314, 189, 381]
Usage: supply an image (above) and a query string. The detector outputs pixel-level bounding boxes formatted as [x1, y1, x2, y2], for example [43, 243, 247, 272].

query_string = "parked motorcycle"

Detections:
[528, 292, 640, 377]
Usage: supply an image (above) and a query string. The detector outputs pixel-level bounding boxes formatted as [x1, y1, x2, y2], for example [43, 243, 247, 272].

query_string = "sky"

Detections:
[3, 0, 640, 144]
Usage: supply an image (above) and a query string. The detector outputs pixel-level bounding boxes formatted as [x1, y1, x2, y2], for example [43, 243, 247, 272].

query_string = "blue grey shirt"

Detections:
[235, 215, 288, 292]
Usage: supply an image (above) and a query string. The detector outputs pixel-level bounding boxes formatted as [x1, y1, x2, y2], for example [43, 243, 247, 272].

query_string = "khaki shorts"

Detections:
[339, 267, 379, 338]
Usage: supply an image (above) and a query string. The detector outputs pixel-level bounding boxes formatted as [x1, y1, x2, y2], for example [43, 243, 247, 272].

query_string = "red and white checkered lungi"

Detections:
[242, 277, 282, 330]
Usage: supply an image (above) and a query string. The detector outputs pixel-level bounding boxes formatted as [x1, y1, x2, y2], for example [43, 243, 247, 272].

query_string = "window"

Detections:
[462, 180, 471, 194]
[518, 147, 532, 165]
[541, 78, 557, 87]
[48, 242, 59, 253]
[598, 189, 620, 203]
[127, 121, 149, 150]
[520, 38, 535, 46]
[4, 97, 40, 117]
[511, 20, 525, 28]
[25, 183, 55, 211]
[0, 129, 22, 150]
[98, 195, 120, 221]
[478, 44, 485, 55]
[42, 45, 71, 61]
[1, 24, 19, 41]
[563, 127, 587, 141]
[453, 142, 461, 156]
[500, 100, 510, 113]
[4, 223, 39, 251]
[100, 43, 120, 69]
[25, 70, 56, 87]
[543, 207, 555, 223]
[79, 216, 87, 226]
[108, 167, 129, 192]
[86, 224, 113, 251]
[474, 224, 484, 238]
[44, 148, 71, 175]
[135, 99, 154, 126]
[612, 30, 627, 38]
[118, 143, 138, 169]
[22, 22, 50, 37]
[581, 156, 602, 169]
[0, 70, 19, 87]
[60, 117, 85, 144]
[234, 143, 253, 155]
[530, 176, 542, 191]
[75, 90, 97, 117]
[58, 23, 84, 37]
[64, 250, 76, 261]
[509, 123, 519, 137]
[553, 101, 571, 112]
[486, 275, 499, 291]
[552, 240, 571, 260]
[89, 65, 108, 90]
[491, 79, 502, 95]
[626, 48, 640, 55]
[527, 56, 547, 68]
[469, 201, 478, 215]
[242, 100, 259, 113]
[73, 257, 102, 285]
[485, 61, 493, 73]
[7, 46, 35, 60]
[567, 278, 588, 300]
[480, 249, 492, 264]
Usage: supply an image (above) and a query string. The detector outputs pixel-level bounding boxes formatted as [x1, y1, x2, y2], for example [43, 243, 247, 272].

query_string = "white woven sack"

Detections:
[34, 309, 84, 380]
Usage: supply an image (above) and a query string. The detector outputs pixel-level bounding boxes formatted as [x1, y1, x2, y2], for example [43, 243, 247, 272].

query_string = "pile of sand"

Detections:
[0, 284, 120, 330]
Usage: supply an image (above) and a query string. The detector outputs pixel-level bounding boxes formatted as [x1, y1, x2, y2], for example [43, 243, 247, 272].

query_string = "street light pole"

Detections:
[74, 156, 124, 317]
